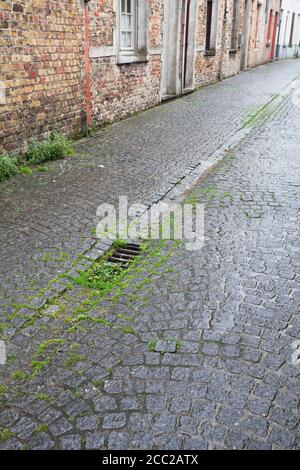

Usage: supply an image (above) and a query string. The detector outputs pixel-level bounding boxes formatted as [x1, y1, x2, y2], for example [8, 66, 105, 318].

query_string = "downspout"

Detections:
[84, 0, 91, 127]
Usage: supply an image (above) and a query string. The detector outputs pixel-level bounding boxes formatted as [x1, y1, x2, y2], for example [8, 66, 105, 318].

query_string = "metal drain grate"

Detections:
[107, 243, 141, 267]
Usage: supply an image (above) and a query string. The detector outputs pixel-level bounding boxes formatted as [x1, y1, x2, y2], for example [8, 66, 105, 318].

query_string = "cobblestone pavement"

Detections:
[0, 60, 300, 313]
[0, 61, 299, 450]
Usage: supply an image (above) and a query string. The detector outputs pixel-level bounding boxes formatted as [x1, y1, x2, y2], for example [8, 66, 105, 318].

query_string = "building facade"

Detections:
[0, 0, 298, 154]
[277, 0, 300, 58]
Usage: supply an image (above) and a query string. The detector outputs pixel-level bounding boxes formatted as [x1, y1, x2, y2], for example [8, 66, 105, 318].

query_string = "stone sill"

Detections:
[117, 53, 148, 65]
[204, 50, 216, 57]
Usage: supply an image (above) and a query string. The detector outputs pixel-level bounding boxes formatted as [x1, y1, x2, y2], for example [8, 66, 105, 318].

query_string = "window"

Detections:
[120, 0, 135, 50]
[206, 1, 213, 50]
[230, 0, 239, 50]
[255, 4, 262, 47]
[118, 0, 148, 64]
[265, 0, 270, 23]
[205, 0, 218, 52]
[267, 9, 273, 42]
[289, 12, 295, 47]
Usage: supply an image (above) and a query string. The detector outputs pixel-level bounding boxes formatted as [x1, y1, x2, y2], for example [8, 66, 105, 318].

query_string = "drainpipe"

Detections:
[84, 0, 91, 127]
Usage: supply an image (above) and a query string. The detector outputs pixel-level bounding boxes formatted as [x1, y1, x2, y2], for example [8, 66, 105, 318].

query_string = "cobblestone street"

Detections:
[0, 60, 300, 313]
[0, 59, 300, 449]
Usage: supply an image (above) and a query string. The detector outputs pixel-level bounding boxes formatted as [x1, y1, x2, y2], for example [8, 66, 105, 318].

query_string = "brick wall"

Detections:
[194, 0, 245, 87]
[88, 0, 163, 126]
[0, 0, 283, 155]
[0, 0, 86, 154]
[246, 0, 281, 69]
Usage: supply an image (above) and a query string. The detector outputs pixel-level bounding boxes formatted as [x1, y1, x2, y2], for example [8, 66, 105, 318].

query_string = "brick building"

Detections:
[241, 0, 281, 70]
[277, 0, 300, 59]
[0, 0, 295, 154]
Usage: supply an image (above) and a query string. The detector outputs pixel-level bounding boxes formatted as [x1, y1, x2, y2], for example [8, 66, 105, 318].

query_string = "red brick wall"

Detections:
[88, 0, 163, 126]
[246, 0, 280, 69]
[0, 0, 280, 155]
[0, 0, 86, 154]
[195, 0, 245, 87]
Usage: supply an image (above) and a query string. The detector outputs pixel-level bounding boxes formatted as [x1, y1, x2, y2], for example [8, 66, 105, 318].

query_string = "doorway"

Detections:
[161, 0, 198, 99]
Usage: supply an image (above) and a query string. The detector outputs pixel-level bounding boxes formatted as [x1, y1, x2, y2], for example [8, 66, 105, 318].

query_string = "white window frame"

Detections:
[120, 0, 136, 52]
[117, 0, 149, 64]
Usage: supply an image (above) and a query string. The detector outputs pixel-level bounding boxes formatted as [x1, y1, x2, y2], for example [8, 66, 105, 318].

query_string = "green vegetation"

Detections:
[11, 370, 27, 381]
[19, 166, 32, 175]
[76, 262, 124, 290]
[36, 166, 48, 173]
[0, 154, 17, 182]
[0, 384, 7, 394]
[35, 424, 48, 433]
[64, 353, 84, 367]
[26, 132, 73, 164]
[0, 132, 73, 184]
[42, 251, 68, 263]
[121, 326, 135, 334]
[0, 428, 14, 443]
[168, 337, 182, 352]
[148, 339, 157, 352]
[30, 339, 64, 375]
[36, 392, 53, 402]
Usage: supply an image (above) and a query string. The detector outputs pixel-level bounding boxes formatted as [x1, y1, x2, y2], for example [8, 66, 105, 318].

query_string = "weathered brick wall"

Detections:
[195, 0, 245, 87]
[220, 1, 245, 79]
[88, 0, 163, 126]
[247, 0, 266, 68]
[246, 0, 280, 69]
[0, 0, 86, 153]
[195, 0, 224, 87]
[0, 0, 281, 155]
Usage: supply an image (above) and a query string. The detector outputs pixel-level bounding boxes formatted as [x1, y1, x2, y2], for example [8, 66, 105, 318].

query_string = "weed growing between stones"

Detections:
[77, 262, 124, 290]
[0, 154, 18, 182]
[26, 132, 73, 164]
[19, 166, 32, 175]
[0, 132, 73, 184]
[148, 339, 157, 352]
[0, 428, 14, 443]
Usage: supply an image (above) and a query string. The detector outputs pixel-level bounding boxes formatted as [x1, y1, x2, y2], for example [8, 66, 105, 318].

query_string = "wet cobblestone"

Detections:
[0, 60, 300, 312]
[0, 60, 299, 449]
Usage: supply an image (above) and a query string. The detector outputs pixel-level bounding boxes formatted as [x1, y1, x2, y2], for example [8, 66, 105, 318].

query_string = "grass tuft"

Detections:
[26, 132, 73, 164]
[0, 154, 17, 182]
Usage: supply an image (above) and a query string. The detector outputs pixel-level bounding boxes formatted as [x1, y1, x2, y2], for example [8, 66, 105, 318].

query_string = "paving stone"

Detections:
[153, 415, 177, 435]
[1, 60, 300, 450]
[60, 435, 81, 450]
[76, 415, 99, 431]
[268, 426, 296, 449]
[85, 432, 105, 449]
[108, 431, 130, 450]
[93, 396, 117, 412]
[155, 340, 177, 353]
[49, 418, 73, 436]
[102, 413, 127, 430]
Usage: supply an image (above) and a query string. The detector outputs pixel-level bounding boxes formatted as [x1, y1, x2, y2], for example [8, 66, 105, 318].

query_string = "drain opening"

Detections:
[107, 243, 141, 267]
